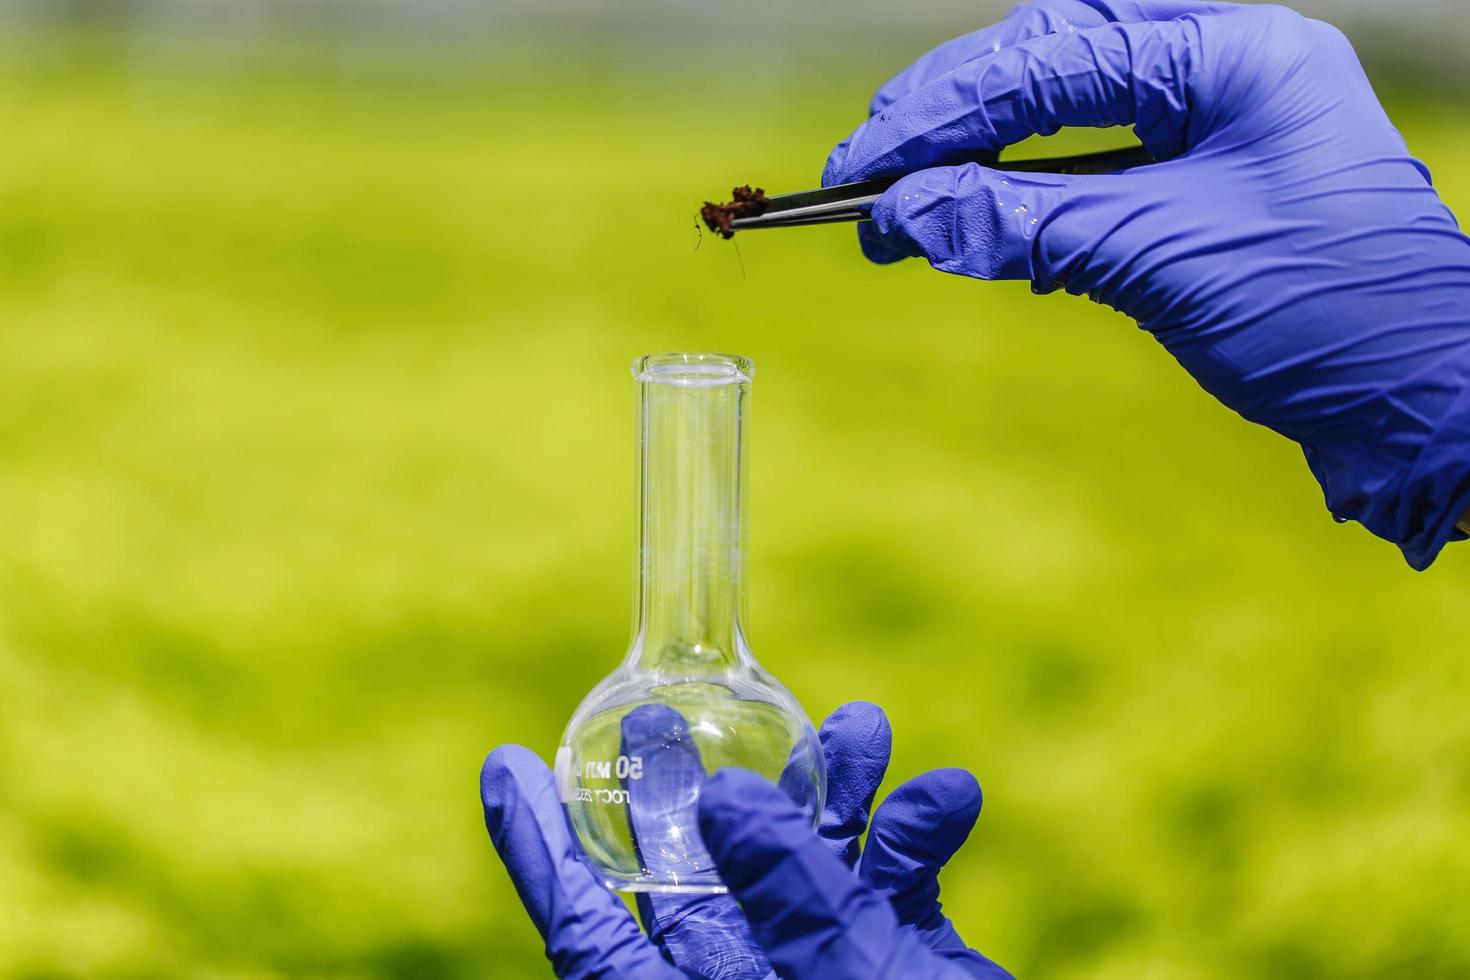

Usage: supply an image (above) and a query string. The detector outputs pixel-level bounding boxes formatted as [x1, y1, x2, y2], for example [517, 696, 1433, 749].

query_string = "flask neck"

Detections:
[629, 354, 752, 675]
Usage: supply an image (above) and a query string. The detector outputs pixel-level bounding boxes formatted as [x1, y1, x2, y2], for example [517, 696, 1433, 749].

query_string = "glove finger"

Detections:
[699, 769, 926, 979]
[480, 745, 680, 980]
[622, 704, 712, 879]
[835, 1, 1234, 186]
[867, 0, 1112, 116]
[815, 701, 892, 867]
[868, 165, 1069, 282]
[858, 222, 909, 265]
[622, 706, 772, 980]
[826, 17, 1204, 187]
[860, 769, 982, 945]
[776, 724, 824, 817]
[858, 769, 1016, 979]
[868, 163, 1152, 293]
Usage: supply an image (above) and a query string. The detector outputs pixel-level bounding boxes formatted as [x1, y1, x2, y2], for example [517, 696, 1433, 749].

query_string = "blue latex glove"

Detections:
[481, 702, 1011, 979]
[825, 0, 1470, 569]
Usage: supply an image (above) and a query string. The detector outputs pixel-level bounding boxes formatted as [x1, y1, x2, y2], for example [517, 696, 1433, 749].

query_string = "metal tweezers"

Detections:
[731, 145, 1153, 231]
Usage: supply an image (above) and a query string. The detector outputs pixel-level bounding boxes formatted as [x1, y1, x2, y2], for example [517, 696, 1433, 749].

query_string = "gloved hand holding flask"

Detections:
[483, 702, 1012, 979]
[825, 0, 1470, 569]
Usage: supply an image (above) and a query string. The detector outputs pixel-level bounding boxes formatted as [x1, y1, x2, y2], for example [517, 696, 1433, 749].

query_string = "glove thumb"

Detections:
[698, 769, 967, 980]
[867, 162, 1135, 293]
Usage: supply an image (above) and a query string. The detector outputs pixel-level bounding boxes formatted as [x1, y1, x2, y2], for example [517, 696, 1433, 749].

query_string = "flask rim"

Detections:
[632, 352, 755, 387]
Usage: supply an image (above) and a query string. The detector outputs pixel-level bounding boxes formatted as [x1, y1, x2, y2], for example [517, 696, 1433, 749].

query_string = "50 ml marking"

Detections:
[583, 756, 644, 781]
[573, 755, 644, 805]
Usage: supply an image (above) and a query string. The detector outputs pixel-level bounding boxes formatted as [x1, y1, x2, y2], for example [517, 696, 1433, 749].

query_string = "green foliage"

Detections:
[1, 56, 1469, 979]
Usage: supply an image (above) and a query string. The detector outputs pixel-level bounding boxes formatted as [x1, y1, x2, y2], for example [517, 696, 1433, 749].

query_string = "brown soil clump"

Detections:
[700, 185, 770, 239]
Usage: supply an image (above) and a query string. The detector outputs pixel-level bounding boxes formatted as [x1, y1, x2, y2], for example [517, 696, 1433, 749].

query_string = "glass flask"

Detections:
[557, 352, 825, 894]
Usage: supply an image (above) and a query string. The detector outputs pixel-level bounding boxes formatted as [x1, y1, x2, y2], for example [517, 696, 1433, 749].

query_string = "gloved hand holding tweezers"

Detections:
[812, 0, 1470, 569]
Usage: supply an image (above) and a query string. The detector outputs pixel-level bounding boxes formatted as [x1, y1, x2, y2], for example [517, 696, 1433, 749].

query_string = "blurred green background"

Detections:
[3, 7, 1470, 979]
